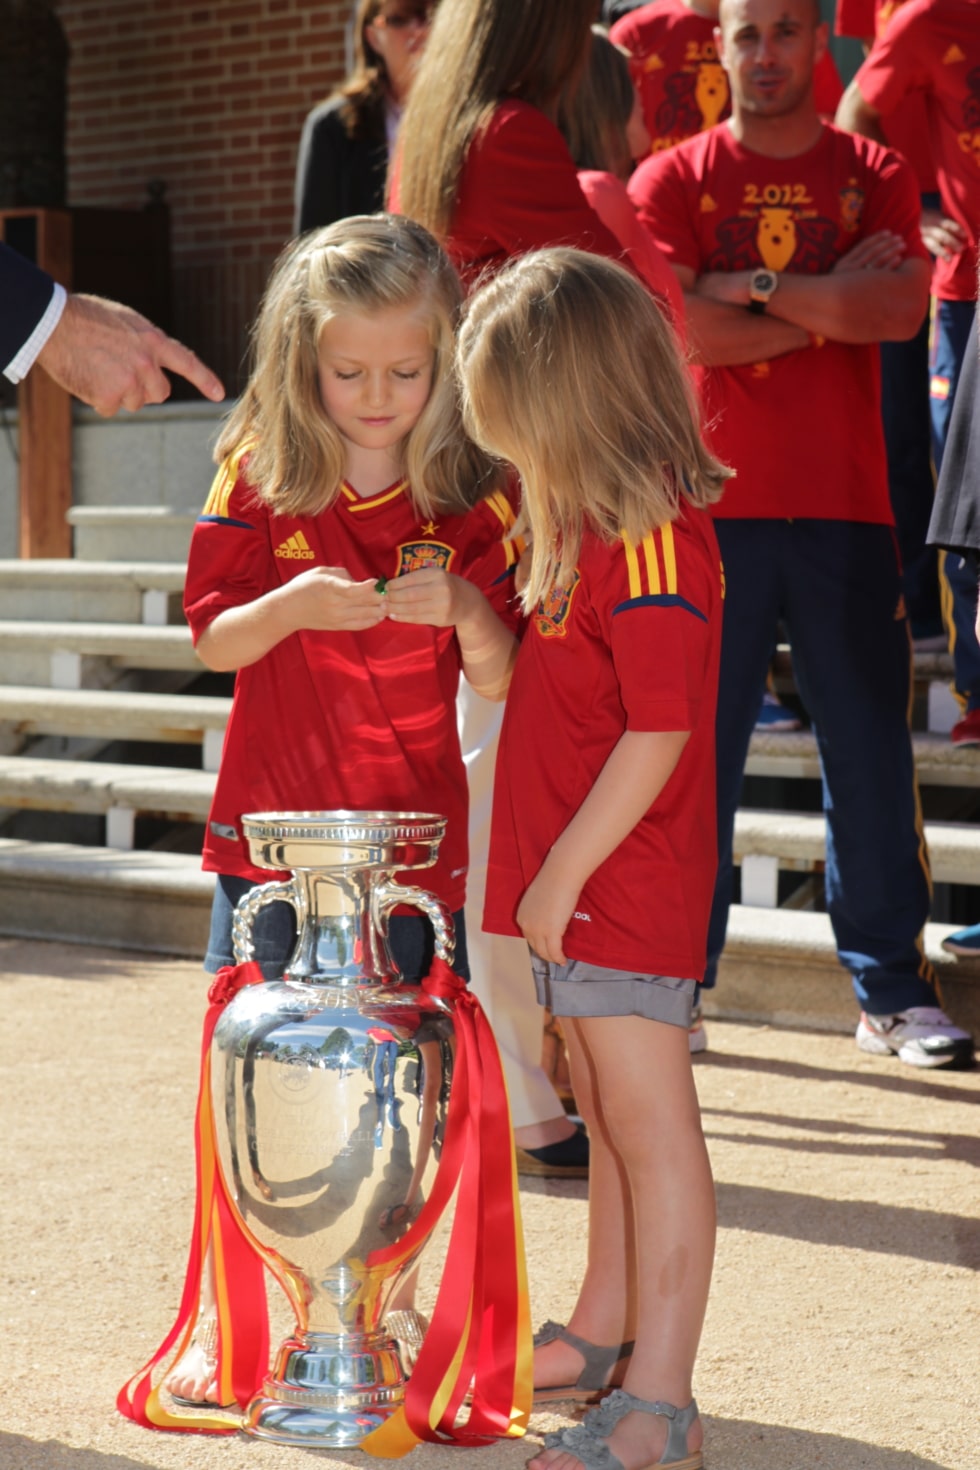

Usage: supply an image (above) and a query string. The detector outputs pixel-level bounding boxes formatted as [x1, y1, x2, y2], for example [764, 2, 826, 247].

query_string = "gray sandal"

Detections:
[542, 1387, 702, 1470]
[532, 1320, 635, 1406]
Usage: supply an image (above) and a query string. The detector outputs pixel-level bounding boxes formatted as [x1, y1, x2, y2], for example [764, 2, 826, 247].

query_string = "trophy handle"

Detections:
[375, 881, 456, 977]
[232, 879, 300, 964]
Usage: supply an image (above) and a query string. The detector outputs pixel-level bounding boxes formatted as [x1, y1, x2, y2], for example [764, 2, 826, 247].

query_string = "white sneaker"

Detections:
[856, 1007, 974, 1069]
[689, 1001, 708, 1054]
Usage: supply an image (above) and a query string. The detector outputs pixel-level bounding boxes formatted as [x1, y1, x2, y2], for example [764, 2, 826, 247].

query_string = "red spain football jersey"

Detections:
[183, 452, 522, 906]
[854, 0, 980, 299]
[611, 0, 844, 152]
[484, 504, 723, 979]
[629, 123, 928, 520]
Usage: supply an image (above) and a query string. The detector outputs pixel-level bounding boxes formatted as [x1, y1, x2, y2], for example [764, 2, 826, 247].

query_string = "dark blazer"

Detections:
[928, 315, 980, 560]
[1, 242, 57, 373]
[293, 94, 389, 235]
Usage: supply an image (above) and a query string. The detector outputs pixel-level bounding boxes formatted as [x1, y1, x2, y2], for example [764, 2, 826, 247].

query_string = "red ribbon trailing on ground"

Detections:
[116, 960, 270, 1434]
[361, 957, 532, 1455]
[116, 957, 531, 1449]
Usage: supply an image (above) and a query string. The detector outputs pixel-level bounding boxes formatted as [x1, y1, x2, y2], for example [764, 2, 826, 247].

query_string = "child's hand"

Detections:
[383, 568, 475, 627]
[286, 566, 386, 632]
[516, 866, 581, 967]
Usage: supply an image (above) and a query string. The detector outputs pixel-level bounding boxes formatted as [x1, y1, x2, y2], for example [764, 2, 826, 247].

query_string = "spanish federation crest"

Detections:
[534, 570, 581, 638]
[394, 540, 455, 575]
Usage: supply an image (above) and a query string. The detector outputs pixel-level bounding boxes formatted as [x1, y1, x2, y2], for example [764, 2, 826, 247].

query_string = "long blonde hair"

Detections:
[215, 214, 504, 518]
[457, 248, 732, 609]
[394, 0, 597, 241]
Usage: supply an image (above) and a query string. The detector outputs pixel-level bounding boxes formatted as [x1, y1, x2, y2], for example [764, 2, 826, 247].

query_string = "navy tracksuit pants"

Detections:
[703, 518, 939, 1015]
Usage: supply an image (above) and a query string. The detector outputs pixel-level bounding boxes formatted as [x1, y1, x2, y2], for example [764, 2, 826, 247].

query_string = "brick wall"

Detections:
[56, 0, 351, 390]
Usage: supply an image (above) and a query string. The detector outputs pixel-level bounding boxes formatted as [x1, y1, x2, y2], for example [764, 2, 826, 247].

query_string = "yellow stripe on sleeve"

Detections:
[622, 534, 642, 600]
[660, 523, 678, 595]
[641, 533, 662, 596]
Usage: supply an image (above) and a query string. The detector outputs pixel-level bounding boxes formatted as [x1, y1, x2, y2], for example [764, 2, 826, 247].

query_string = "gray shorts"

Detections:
[531, 954, 696, 1027]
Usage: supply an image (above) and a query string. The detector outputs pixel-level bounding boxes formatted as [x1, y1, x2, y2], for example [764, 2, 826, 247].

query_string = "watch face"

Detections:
[752, 270, 776, 295]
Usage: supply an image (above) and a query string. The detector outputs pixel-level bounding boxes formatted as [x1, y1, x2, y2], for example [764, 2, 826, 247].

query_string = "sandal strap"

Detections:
[581, 1389, 700, 1465]
[532, 1320, 635, 1391]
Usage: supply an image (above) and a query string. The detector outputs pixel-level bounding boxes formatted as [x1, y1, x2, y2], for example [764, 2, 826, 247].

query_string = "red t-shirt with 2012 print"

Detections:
[629, 123, 929, 521]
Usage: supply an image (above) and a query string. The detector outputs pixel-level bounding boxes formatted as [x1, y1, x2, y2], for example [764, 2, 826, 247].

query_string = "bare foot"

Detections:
[165, 1316, 220, 1405]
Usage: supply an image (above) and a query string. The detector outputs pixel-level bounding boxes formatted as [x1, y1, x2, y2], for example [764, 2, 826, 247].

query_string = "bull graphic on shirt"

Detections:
[534, 570, 582, 639]
[708, 208, 839, 273]
[962, 66, 980, 129]
[394, 540, 454, 576]
[655, 57, 729, 141]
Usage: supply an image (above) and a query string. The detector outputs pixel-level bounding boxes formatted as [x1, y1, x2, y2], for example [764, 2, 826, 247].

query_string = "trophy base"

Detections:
[242, 1331, 405, 1448]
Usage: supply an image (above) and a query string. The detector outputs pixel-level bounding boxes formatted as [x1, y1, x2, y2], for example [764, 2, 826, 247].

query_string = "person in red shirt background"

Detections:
[611, 0, 844, 152]
[835, 0, 946, 650]
[838, 0, 980, 744]
[389, 0, 625, 283]
[630, 0, 975, 1069]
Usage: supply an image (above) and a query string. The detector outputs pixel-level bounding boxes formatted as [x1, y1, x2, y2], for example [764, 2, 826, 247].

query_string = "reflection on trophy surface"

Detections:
[209, 810, 458, 1447]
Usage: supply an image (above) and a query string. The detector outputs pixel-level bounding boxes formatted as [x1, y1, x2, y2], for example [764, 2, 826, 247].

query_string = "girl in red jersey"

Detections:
[457, 249, 731, 1470]
[144, 214, 520, 1415]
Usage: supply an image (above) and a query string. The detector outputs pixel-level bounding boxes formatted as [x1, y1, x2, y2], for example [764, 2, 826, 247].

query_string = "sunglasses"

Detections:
[374, 4, 434, 28]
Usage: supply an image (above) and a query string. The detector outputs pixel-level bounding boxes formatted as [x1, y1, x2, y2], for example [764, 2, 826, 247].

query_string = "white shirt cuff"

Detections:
[3, 282, 68, 383]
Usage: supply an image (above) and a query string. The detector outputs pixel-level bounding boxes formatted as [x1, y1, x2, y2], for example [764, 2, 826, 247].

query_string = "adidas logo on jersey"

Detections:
[274, 531, 315, 560]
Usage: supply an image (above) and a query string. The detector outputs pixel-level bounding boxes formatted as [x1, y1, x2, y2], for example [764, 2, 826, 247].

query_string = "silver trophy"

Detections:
[209, 810, 459, 1448]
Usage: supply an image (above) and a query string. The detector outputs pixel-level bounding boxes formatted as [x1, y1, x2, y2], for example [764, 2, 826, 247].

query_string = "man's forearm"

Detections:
[684, 293, 809, 366]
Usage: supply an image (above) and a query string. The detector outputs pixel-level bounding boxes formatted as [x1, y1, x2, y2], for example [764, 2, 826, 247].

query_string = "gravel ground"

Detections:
[1, 937, 978, 1470]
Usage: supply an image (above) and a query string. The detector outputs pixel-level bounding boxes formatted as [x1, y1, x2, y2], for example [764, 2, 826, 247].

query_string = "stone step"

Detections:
[745, 727, 980, 786]
[0, 620, 200, 688]
[0, 560, 185, 624]
[709, 903, 980, 1038]
[0, 755, 215, 847]
[0, 839, 212, 955]
[733, 808, 980, 897]
[0, 841, 975, 1038]
[0, 686, 230, 769]
[67, 506, 199, 563]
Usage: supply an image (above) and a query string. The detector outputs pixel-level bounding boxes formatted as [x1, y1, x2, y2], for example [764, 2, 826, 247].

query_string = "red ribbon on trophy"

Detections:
[360, 957, 533, 1456]
[116, 961, 270, 1434]
[117, 957, 532, 1449]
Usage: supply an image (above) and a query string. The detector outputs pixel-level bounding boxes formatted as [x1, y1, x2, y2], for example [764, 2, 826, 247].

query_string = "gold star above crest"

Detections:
[420, 520, 439, 536]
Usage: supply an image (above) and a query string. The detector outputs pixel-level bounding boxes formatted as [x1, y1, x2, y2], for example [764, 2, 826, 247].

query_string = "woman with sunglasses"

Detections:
[294, 0, 434, 234]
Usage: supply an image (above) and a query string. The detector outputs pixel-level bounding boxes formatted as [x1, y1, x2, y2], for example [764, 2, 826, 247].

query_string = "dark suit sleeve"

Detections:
[0, 241, 58, 373]
[928, 316, 980, 559]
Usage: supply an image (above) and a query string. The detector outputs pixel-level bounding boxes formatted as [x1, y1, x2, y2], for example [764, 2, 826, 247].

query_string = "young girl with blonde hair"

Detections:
[144, 213, 520, 1415]
[458, 247, 731, 1470]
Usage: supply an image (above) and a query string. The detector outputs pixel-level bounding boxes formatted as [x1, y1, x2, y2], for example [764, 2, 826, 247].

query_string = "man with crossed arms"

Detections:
[629, 0, 974, 1067]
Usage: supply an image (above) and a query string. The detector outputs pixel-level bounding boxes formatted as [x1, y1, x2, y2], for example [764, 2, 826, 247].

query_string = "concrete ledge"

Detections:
[0, 839, 212, 955]
[0, 756, 214, 818]
[67, 506, 199, 564]
[0, 621, 199, 675]
[746, 728, 980, 786]
[734, 808, 980, 885]
[0, 561, 186, 624]
[713, 903, 980, 1037]
[0, 685, 229, 739]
